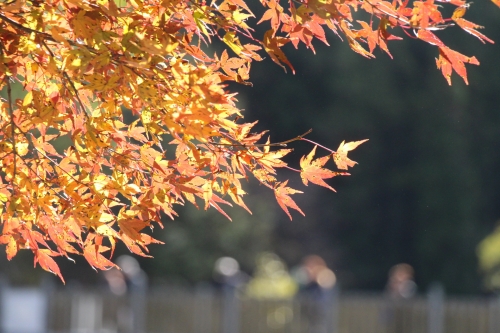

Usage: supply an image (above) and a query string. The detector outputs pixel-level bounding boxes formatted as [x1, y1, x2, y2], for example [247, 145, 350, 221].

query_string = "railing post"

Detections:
[222, 284, 239, 333]
[129, 275, 148, 333]
[427, 283, 445, 333]
[70, 290, 103, 333]
[318, 284, 339, 333]
[40, 276, 55, 333]
[488, 296, 500, 333]
[0, 277, 48, 333]
[0, 275, 6, 333]
[193, 284, 214, 333]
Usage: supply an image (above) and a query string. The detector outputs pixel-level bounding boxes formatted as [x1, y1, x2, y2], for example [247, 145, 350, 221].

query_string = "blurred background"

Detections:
[2, 1, 500, 333]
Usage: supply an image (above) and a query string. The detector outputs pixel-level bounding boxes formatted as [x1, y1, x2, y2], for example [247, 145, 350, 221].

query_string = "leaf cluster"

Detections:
[0, 0, 495, 280]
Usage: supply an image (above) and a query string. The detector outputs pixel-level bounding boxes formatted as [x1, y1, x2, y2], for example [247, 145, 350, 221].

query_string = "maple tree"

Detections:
[0, 0, 497, 282]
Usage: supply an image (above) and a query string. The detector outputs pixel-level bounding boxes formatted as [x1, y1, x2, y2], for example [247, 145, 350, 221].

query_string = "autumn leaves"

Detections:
[0, 0, 496, 280]
[275, 139, 368, 220]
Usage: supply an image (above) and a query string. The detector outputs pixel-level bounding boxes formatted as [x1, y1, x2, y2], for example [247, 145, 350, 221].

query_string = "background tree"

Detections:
[244, 2, 500, 293]
[0, 0, 497, 282]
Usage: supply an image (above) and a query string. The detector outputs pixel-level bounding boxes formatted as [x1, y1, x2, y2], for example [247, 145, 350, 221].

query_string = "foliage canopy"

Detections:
[0, 0, 497, 281]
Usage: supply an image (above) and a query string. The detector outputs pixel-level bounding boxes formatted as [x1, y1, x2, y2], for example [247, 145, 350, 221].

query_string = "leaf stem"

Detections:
[210, 128, 312, 148]
[284, 165, 301, 173]
[300, 138, 336, 154]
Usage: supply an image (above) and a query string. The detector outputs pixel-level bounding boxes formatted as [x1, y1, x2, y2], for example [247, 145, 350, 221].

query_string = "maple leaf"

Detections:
[223, 31, 246, 56]
[417, 30, 479, 85]
[258, 7, 282, 32]
[300, 146, 349, 192]
[410, 1, 444, 28]
[452, 7, 494, 44]
[258, 0, 284, 33]
[274, 181, 304, 220]
[417, 30, 446, 47]
[0, 235, 18, 260]
[437, 46, 479, 85]
[262, 30, 295, 73]
[83, 237, 118, 271]
[333, 139, 369, 170]
[340, 21, 374, 59]
[34, 249, 65, 283]
[119, 217, 149, 242]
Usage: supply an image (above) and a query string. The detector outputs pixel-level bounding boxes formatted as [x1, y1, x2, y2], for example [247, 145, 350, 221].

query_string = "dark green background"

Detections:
[2, 2, 500, 294]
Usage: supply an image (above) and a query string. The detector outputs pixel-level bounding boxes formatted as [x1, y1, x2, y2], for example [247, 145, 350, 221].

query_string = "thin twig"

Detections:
[300, 138, 336, 154]
[284, 165, 301, 173]
[209, 129, 312, 148]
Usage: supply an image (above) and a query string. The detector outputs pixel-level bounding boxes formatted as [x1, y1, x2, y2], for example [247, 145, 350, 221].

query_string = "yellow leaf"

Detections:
[0, 192, 8, 203]
[114, 0, 127, 7]
[0, 142, 13, 154]
[141, 110, 152, 124]
[71, 58, 82, 67]
[18, 35, 38, 53]
[232, 10, 252, 27]
[223, 32, 244, 56]
[93, 175, 109, 191]
[194, 8, 211, 37]
[112, 169, 128, 187]
[15, 142, 29, 156]
[23, 91, 33, 106]
[123, 184, 141, 195]
[138, 81, 157, 100]
[84, 73, 107, 91]
[98, 213, 115, 223]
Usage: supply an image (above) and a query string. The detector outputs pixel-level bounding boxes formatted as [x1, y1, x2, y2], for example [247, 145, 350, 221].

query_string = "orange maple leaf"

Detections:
[34, 249, 65, 283]
[262, 30, 295, 73]
[300, 146, 348, 192]
[274, 181, 304, 220]
[452, 7, 494, 44]
[121, 233, 154, 258]
[437, 46, 479, 85]
[340, 21, 374, 59]
[0, 235, 19, 260]
[83, 235, 118, 271]
[333, 139, 369, 170]
[417, 30, 480, 84]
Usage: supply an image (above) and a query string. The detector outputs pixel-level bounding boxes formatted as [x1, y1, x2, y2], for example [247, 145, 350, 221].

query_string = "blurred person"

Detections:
[246, 252, 298, 299]
[117, 255, 148, 290]
[102, 255, 148, 333]
[386, 263, 417, 299]
[292, 255, 337, 333]
[384, 263, 417, 333]
[293, 255, 336, 294]
[103, 268, 127, 296]
[213, 256, 248, 289]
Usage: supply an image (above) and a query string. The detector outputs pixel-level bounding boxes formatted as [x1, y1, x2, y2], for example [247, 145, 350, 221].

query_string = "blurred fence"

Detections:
[2, 283, 500, 333]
